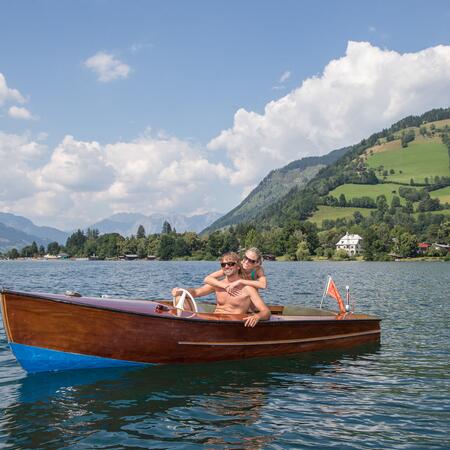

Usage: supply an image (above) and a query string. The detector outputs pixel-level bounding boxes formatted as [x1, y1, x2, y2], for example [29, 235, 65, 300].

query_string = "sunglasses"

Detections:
[244, 256, 257, 264]
[220, 261, 236, 268]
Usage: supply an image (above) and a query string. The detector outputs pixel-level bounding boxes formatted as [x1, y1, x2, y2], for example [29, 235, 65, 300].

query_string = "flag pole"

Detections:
[320, 275, 330, 309]
[345, 285, 350, 312]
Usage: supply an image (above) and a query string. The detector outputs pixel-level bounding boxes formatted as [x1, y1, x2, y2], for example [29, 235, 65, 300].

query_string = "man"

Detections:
[172, 252, 271, 327]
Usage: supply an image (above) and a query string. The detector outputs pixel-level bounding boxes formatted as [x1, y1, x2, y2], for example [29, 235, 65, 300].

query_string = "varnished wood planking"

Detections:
[3, 291, 381, 364]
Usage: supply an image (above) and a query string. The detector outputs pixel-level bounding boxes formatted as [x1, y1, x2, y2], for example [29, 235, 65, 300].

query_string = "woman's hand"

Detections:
[225, 280, 243, 296]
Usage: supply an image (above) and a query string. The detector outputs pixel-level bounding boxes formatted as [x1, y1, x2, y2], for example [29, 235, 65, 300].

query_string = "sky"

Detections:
[1, 0, 450, 230]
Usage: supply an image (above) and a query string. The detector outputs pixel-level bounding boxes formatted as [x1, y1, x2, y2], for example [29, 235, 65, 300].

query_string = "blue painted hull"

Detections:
[10, 343, 151, 373]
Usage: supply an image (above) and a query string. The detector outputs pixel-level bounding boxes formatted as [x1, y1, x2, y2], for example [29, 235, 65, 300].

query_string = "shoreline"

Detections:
[0, 256, 448, 263]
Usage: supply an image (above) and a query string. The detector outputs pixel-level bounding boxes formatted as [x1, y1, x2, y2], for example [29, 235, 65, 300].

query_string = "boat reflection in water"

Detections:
[2, 343, 380, 449]
[1, 289, 381, 373]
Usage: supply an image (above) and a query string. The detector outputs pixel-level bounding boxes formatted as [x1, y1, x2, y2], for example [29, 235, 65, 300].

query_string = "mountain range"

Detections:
[0, 211, 222, 252]
[90, 212, 223, 236]
[0, 213, 69, 252]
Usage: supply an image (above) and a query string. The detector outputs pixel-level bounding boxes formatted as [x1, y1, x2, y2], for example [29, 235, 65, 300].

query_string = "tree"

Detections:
[295, 241, 311, 261]
[137, 239, 148, 259]
[47, 241, 61, 255]
[353, 211, 364, 224]
[7, 248, 19, 259]
[86, 228, 99, 240]
[391, 195, 401, 209]
[161, 221, 172, 234]
[401, 129, 415, 147]
[207, 231, 224, 258]
[159, 234, 175, 260]
[66, 230, 87, 256]
[96, 233, 124, 258]
[395, 232, 418, 258]
[30, 241, 38, 255]
[137, 224, 146, 239]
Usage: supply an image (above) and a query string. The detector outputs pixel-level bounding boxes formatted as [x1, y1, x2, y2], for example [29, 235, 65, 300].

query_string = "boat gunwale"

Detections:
[1, 289, 382, 325]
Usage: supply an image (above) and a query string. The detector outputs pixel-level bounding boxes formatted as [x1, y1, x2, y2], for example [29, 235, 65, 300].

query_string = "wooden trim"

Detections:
[0, 293, 13, 342]
[178, 329, 380, 346]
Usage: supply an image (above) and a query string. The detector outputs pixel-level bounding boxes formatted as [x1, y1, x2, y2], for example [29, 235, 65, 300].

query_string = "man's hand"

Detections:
[172, 287, 183, 297]
[243, 314, 260, 327]
[225, 280, 243, 296]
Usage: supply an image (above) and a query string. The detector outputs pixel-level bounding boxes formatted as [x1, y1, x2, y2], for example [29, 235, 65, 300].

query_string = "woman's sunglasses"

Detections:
[244, 256, 257, 264]
[220, 261, 236, 268]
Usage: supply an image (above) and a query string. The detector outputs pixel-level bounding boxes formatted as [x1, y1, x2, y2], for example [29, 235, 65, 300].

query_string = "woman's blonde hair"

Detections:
[245, 247, 263, 265]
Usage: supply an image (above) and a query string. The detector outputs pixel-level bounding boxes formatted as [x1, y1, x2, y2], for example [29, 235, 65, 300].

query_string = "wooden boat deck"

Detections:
[1, 289, 381, 372]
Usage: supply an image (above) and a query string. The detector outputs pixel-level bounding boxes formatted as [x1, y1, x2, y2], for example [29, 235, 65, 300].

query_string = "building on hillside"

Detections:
[336, 232, 363, 256]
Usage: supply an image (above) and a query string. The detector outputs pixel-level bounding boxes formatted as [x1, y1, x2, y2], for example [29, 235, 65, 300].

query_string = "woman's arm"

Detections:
[226, 267, 267, 292]
[204, 269, 228, 290]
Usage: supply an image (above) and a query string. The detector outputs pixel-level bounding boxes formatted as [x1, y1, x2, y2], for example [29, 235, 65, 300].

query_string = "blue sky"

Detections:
[1, 0, 450, 229]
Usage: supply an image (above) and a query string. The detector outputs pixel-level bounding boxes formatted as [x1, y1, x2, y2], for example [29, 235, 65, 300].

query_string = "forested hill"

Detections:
[256, 107, 450, 227]
[202, 146, 350, 233]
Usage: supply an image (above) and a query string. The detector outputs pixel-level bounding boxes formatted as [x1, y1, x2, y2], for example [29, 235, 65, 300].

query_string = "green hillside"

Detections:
[308, 206, 371, 225]
[257, 108, 450, 229]
[366, 139, 449, 184]
[194, 108, 450, 262]
[328, 183, 409, 204]
[430, 186, 450, 205]
[202, 147, 349, 233]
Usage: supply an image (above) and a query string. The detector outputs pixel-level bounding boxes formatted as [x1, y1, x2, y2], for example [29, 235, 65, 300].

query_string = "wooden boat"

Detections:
[0, 289, 381, 373]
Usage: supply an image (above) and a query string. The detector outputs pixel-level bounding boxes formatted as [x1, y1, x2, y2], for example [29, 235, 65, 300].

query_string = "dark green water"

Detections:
[0, 260, 449, 449]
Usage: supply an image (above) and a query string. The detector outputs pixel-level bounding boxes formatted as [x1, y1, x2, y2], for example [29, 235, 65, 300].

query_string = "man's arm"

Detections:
[172, 284, 215, 298]
[242, 286, 271, 327]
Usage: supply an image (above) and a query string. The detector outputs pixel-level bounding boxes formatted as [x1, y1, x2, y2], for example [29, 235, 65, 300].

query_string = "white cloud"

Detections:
[209, 41, 450, 190]
[0, 132, 232, 229]
[279, 70, 291, 83]
[2, 41, 450, 230]
[8, 106, 34, 120]
[40, 135, 116, 192]
[84, 52, 131, 82]
[0, 132, 47, 201]
[0, 73, 26, 106]
[102, 134, 231, 214]
[273, 70, 291, 90]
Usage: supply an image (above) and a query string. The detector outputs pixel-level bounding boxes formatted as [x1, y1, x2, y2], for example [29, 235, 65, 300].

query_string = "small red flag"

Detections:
[326, 277, 346, 314]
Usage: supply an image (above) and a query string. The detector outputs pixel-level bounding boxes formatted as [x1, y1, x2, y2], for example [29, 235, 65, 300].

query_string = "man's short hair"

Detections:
[220, 252, 244, 276]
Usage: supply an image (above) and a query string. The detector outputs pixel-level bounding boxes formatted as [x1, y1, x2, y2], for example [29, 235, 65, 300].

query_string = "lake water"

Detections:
[0, 260, 449, 449]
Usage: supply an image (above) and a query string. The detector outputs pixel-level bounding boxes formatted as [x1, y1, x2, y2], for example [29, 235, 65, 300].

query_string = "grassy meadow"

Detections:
[329, 183, 408, 204]
[311, 127, 450, 226]
[365, 140, 450, 184]
[309, 205, 371, 225]
[430, 186, 450, 205]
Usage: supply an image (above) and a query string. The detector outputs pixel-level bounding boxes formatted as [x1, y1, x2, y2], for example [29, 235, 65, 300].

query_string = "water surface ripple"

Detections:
[0, 260, 449, 449]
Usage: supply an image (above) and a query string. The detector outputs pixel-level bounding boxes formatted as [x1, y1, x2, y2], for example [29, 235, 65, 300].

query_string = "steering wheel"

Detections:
[172, 288, 198, 313]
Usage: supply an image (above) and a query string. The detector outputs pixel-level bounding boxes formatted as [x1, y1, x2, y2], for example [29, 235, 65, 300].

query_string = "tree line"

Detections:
[2, 205, 449, 262]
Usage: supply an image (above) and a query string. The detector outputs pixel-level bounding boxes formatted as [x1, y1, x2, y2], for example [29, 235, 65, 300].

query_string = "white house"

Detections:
[336, 232, 363, 256]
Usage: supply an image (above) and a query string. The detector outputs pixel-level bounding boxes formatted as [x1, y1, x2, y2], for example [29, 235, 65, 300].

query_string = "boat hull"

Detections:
[1, 290, 381, 372]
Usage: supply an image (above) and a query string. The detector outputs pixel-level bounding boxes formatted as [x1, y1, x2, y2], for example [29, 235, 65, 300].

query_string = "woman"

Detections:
[204, 247, 267, 295]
